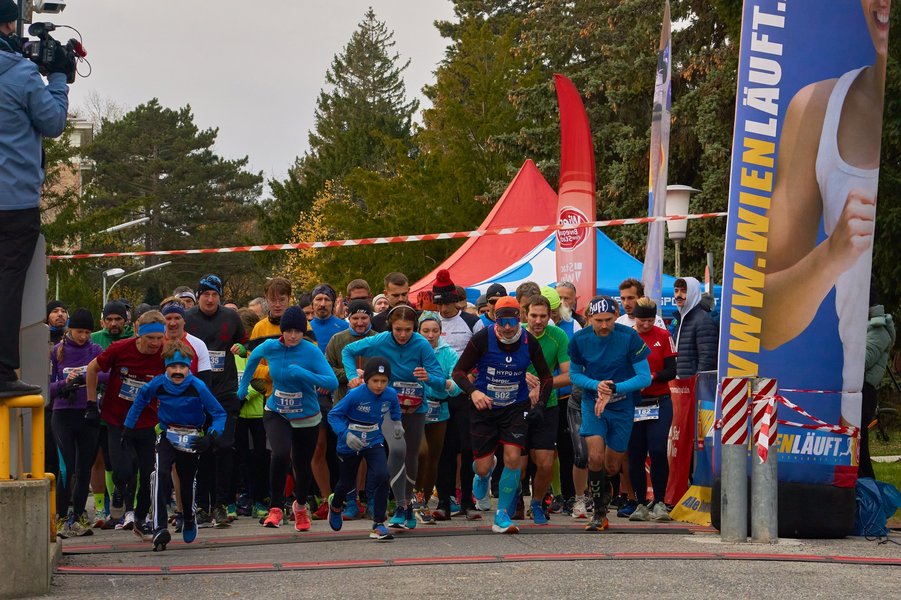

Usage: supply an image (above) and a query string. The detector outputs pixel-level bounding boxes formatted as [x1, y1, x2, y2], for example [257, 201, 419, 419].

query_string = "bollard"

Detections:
[720, 377, 750, 543]
[751, 377, 778, 543]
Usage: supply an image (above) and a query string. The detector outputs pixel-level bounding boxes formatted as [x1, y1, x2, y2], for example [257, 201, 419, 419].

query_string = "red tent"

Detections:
[409, 160, 557, 302]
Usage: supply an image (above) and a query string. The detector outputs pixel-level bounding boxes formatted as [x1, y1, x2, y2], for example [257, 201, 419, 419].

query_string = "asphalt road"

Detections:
[38, 511, 901, 600]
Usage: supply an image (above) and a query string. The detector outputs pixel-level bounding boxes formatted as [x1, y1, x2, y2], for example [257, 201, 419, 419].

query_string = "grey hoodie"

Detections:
[865, 305, 895, 388]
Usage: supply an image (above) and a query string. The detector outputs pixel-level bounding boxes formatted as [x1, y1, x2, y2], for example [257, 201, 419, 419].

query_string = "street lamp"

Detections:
[103, 261, 172, 305]
[98, 217, 149, 234]
[665, 184, 699, 277]
[101, 268, 125, 307]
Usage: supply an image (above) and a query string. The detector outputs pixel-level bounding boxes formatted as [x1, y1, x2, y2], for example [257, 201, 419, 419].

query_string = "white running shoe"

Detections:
[571, 496, 588, 519]
[629, 504, 651, 522]
[651, 502, 673, 522]
[116, 511, 136, 530]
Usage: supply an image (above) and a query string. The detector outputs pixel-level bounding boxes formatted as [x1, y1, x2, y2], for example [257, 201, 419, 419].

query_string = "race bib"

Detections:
[487, 383, 519, 407]
[425, 400, 442, 423]
[273, 389, 303, 414]
[62, 366, 87, 377]
[347, 422, 380, 449]
[634, 403, 660, 422]
[118, 377, 145, 403]
[209, 350, 226, 373]
[166, 425, 203, 453]
[393, 381, 424, 413]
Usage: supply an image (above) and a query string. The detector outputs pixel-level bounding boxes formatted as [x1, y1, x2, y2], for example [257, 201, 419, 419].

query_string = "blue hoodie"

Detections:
[341, 331, 446, 414]
[238, 337, 338, 427]
[124, 372, 227, 436]
[328, 384, 401, 454]
[0, 42, 69, 210]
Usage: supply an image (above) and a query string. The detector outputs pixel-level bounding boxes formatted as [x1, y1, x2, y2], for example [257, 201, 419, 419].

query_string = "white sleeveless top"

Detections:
[815, 67, 879, 427]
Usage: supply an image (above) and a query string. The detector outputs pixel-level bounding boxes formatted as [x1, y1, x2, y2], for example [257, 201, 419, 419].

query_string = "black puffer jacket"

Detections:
[674, 277, 719, 378]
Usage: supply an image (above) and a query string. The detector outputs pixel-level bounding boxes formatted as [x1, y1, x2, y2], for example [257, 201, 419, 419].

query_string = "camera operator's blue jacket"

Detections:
[0, 39, 68, 210]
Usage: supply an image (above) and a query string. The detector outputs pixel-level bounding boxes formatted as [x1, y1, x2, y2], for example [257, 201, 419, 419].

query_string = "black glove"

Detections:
[526, 403, 545, 425]
[47, 44, 71, 75]
[120, 427, 138, 449]
[189, 430, 217, 453]
[84, 402, 100, 425]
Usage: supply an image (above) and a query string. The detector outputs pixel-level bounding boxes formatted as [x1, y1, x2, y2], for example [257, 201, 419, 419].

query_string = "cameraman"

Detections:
[0, 0, 69, 397]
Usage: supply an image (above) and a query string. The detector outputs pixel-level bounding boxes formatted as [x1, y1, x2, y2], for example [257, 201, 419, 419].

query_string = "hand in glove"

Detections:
[120, 427, 138, 449]
[84, 402, 100, 425]
[526, 403, 545, 426]
[345, 432, 365, 452]
[189, 430, 217, 453]
[393, 420, 405, 440]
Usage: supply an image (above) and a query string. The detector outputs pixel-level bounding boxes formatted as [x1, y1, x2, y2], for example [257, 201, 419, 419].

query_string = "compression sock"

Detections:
[498, 467, 521, 517]
[588, 470, 607, 516]
[551, 457, 561, 497]
[105, 470, 115, 499]
[94, 493, 105, 514]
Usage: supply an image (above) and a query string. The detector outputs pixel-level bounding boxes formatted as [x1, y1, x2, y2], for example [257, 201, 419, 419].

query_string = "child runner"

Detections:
[326, 357, 402, 541]
[122, 341, 227, 551]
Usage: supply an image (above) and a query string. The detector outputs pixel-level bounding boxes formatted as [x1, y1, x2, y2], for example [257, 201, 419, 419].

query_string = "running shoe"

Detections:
[152, 528, 171, 552]
[650, 501, 673, 522]
[449, 497, 461, 516]
[585, 512, 609, 531]
[74, 514, 94, 537]
[212, 505, 231, 528]
[182, 520, 197, 543]
[327, 495, 343, 532]
[226, 503, 238, 522]
[55, 517, 69, 539]
[474, 495, 492, 511]
[174, 513, 184, 533]
[196, 508, 214, 529]
[432, 504, 449, 521]
[571, 496, 588, 520]
[611, 493, 629, 510]
[293, 500, 311, 532]
[117, 511, 135, 530]
[491, 509, 519, 534]
[617, 500, 639, 518]
[472, 456, 496, 508]
[549, 495, 565, 514]
[388, 505, 406, 529]
[92, 512, 108, 529]
[313, 500, 330, 521]
[462, 507, 482, 521]
[342, 499, 362, 521]
[370, 522, 394, 541]
[412, 490, 425, 510]
[511, 496, 525, 520]
[531, 500, 549, 525]
[253, 501, 271, 520]
[101, 516, 122, 530]
[109, 490, 125, 520]
[561, 497, 575, 517]
[629, 503, 651, 522]
[404, 506, 417, 530]
[262, 507, 284, 528]
[417, 507, 435, 525]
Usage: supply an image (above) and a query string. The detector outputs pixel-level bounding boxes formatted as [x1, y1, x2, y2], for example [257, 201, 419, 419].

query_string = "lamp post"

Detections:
[103, 261, 172, 306]
[665, 184, 699, 277]
[101, 268, 125, 308]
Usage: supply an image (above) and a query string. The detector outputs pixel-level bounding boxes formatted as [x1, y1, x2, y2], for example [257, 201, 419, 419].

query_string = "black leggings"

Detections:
[235, 416, 269, 503]
[436, 394, 475, 510]
[195, 411, 237, 510]
[152, 436, 199, 531]
[52, 409, 100, 516]
[556, 394, 575, 499]
[263, 412, 319, 508]
[332, 447, 389, 523]
[627, 396, 673, 504]
[107, 424, 155, 521]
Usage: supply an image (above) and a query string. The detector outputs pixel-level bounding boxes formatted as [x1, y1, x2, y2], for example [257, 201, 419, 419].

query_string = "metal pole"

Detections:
[751, 378, 778, 543]
[674, 239, 682, 277]
[720, 377, 750, 543]
[102, 276, 107, 308]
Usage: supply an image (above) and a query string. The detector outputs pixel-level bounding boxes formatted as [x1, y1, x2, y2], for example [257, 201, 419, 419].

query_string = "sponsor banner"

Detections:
[665, 376, 695, 506]
[670, 485, 712, 526]
[716, 0, 887, 488]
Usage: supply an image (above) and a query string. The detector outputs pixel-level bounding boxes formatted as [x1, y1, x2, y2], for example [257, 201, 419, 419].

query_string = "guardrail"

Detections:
[0, 393, 56, 542]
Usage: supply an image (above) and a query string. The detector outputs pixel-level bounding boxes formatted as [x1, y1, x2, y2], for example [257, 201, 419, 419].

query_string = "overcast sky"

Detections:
[53, 0, 455, 184]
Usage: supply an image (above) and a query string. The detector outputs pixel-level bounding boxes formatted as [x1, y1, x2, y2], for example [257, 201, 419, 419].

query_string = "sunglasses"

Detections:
[496, 316, 520, 328]
[488, 298, 499, 305]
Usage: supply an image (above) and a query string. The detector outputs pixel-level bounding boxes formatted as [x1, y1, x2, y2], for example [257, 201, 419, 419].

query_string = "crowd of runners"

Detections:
[44, 268, 716, 549]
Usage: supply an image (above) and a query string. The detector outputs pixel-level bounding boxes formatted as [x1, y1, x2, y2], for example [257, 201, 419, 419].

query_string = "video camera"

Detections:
[22, 22, 86, 84]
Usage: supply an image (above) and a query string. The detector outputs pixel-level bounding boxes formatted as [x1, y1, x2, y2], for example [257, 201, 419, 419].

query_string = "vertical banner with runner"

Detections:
[665, 375, 695, 505]
[717, 0, 888, 533]
[553, 74, 597, 305]
[641, 0, 672, 303]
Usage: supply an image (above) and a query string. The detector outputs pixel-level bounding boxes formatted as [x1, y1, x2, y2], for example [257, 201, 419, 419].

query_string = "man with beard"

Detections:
[46, 301, 68, 344]
[91, 302, 133, 349]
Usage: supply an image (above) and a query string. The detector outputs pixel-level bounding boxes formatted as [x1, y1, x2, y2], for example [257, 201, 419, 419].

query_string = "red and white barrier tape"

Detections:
[754, 393, 859, 438]
[48, 212, 727, 261]
[751, 378, 778, 463]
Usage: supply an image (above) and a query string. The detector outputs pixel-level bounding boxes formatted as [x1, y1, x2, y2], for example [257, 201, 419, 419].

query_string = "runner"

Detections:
[568, 296, 651, 531]
[84, 311, 167, 534]
[414, 311, 461, 524]
[452, 296, 553, 534]
[326, 357, 402, 541]
[342, 305, 445, 530]
[122, 341, 227, 551]
[237, 306, 338, 531]
[50, 308, 104, 537]
[622, 298, 676, 522]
